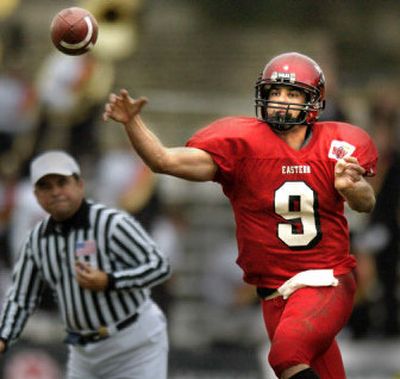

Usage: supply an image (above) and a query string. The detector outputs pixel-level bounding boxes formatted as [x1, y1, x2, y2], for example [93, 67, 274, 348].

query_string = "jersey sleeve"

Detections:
[0, 238, 45, 345]
[329, 122, 379, 177]
[186, 117, 241, 183]
[355, 134, 378, 177]
[107, 214, 171, 290]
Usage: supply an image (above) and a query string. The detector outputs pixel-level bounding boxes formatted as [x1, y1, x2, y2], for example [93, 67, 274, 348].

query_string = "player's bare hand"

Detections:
[103, 89, 148, 124]
[334, 156, 365, 192]
[75, 261, 109, 291]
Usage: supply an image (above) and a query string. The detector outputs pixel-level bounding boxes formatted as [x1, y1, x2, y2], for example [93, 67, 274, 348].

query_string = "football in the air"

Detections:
[50, 7, 98, 56]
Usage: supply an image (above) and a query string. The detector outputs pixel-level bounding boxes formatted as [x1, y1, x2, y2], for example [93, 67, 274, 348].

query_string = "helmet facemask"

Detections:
[255, 82, 324, 132]
[254, 52, 326, 132]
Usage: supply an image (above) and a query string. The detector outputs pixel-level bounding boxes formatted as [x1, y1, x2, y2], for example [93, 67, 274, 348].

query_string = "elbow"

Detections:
[150, 163, 171, 175]
[146, 158, 166, 174]
[150, 159, 178, 177]
[147, 152, 172, 174]
[148, 163, 163, 174]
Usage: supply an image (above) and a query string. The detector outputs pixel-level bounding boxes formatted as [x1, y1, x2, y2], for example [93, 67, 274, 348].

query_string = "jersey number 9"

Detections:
[275, 181, 321, 249]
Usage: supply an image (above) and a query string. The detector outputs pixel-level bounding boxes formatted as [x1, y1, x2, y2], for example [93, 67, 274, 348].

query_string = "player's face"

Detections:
[266, 85, 306, 122]
[34, 174, 84, 221]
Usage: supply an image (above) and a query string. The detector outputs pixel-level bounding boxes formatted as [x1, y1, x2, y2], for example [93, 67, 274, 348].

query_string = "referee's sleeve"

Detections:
[108, 215, 171, 290]
[0, 240, 44, 345]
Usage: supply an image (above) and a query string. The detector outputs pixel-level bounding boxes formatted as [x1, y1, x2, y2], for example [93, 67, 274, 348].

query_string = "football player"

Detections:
[103, 52, 378, 379]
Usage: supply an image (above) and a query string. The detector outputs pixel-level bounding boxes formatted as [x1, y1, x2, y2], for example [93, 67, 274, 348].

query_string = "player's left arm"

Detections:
[334, 156, 375, 213]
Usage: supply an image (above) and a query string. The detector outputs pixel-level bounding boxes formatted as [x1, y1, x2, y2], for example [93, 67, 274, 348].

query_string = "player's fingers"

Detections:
[120, 89, 129, 97]
[343, 156, 359, 164]
[103, 106, 114, 121]
[121, 90, 136, 105]
[104, 103, 114, 113]
[103, 103, 119, 121]
[135, 97, 148, 111]
[334, 159, 346, 174]
[108, 93, 118, 102]
[345, 171, 362, 182]
[344, 163, 365, 175]
[103, 112, 111, 122]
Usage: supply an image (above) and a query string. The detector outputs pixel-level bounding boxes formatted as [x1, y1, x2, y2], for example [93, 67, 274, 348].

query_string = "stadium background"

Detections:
[0, 1, 399, 378]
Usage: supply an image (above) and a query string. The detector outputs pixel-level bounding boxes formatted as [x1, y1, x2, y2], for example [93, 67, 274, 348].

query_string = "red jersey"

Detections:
[186, 117, 378, 288]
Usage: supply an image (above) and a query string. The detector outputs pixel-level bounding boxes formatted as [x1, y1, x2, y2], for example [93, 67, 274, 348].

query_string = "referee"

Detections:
[0, 150, 171, 379]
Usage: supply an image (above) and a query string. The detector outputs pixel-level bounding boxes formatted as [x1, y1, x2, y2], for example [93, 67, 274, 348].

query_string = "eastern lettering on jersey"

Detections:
[75, 240, 97, 256]
[328, 140, 356, 160]
[282, 165, 311, 174]
[271, 71, 296, 83]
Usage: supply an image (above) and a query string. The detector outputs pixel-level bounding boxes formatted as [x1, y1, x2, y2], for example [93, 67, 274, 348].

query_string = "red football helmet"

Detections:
[255, 52, 325, 131]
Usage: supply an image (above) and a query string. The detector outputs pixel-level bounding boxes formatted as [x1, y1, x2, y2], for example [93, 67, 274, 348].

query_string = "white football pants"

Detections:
[66, 300, 168, 379]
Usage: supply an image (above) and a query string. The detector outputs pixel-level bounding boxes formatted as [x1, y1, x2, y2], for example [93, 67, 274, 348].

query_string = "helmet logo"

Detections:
[271, 71, 296, 83]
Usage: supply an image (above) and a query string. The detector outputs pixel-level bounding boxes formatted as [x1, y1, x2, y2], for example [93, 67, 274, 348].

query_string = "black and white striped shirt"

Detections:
[0, 200, 171, 344]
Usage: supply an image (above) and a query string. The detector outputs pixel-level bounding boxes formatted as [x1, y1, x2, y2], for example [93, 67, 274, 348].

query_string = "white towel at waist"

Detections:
[277, 269, 339, 300]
